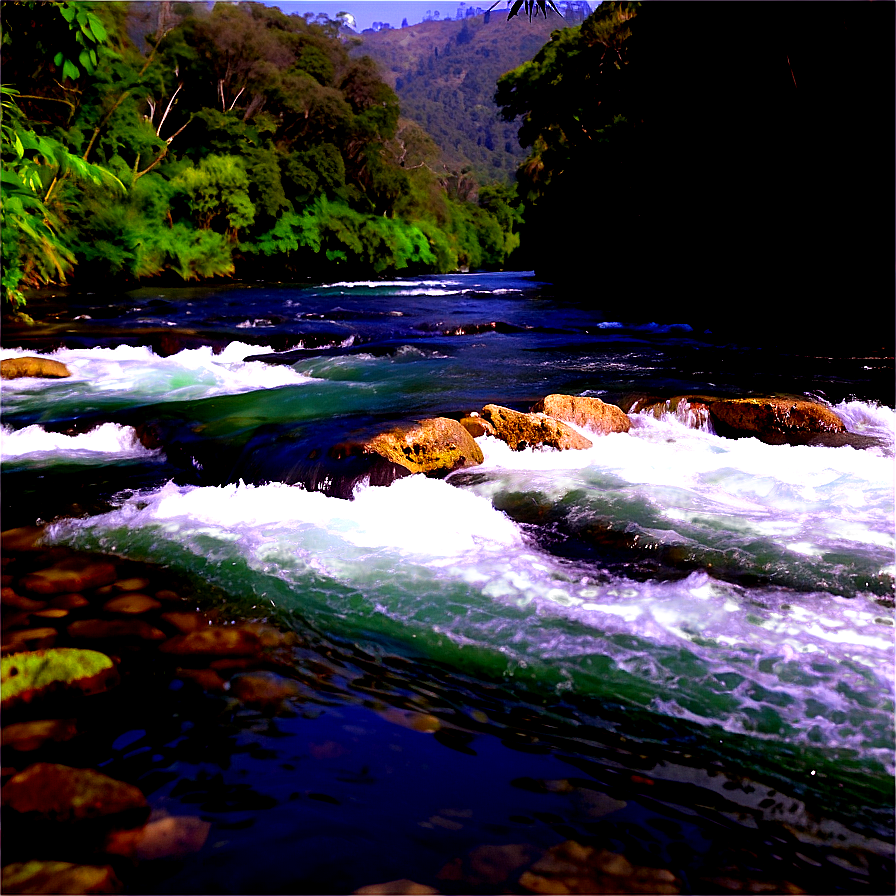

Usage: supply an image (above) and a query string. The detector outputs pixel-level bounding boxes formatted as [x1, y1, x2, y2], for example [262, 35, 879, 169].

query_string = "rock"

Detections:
[353, 881, 440, 895]
[1, 861, 121, 894]
[627, 395, 716, 430]
[104, 814, 211, 860]
[110, 577, 152, 593]
[1, 628, 58, 655]
[708, 397, 847, 445]
[0, 357, 72, 380]
[459, 413, 496, 439]
[2, 762, 148, 822]
[2, 718, 78, 751]
[1, 648, 118, 710]
[160, 611, 218, 634]
[19, 558, 118, 595]
[480, 405, 592, 451]
[2, 587, 47, 611]
[66, 619, 167, 642]
[229, 671, 301, 710]
[1, 526, 47, 552]
[175, 667, 228, 692]
[49, 593, 91, 610]
[102, 594, 161, 615]
[159, 625, 263, 657]
[364, 417, 484, 476]
[531, 395, 631, 435]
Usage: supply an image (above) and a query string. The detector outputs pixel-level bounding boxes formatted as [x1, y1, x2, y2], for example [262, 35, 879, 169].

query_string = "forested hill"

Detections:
[357, 11, 576, 183]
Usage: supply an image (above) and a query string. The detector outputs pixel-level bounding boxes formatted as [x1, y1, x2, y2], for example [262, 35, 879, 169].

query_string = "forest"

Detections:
[1, 1, 524, 307]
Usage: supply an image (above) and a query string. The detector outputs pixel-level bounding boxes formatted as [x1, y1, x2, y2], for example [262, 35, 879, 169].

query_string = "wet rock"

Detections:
[110, 577, 152, 593]
[0, 357, 72, 379]
[104, 814, 211, 861]
[627, 395, 716, 430]
[1, 628, 58, 655]
[531, 395, 631, 435]
[707, 398, 846, 445]
[1, 648, 118, 710]
[229, 671, 301, 710]
[518, 841, 680, 895]
[160, 611, 218, 634]
[1, 860, 121, 894]
[0, 526, 47, 552]
[439, 843, 541, 888]
[31, 607, 69, 620]
[102, 594, 161, 615]
[49, 593, 91, 610]
[364, 417, 484, 477]
[378, 707, 442, 733]
[159, 625, 263, 657]
[459, 413, 496, 439]
[2, 762, 148, 822]
[353, 880, 440, 895]
[19, 558, 118, 595]
[2, 587, 47, 611]
[480, 405, 592, 451]
[2, 718, 78, 751]
[175, 667, 228, 692]
[67, 619, 167, 642]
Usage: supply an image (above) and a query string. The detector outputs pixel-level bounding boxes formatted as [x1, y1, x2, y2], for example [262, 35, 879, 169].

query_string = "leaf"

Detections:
[59, 3, 76, 23]
[62, 58, 80, 81]
[54, 51, 64, 67]
[79, 49, 92, 70]
[86, 12, 108, 42]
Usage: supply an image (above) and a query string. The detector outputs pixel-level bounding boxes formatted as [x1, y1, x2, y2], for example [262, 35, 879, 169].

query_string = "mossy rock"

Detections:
[480, 405, 592, 451]
[0, 357, 72, 380]
[1, 762, 148, 823]
[1, 861, 121, 894]
[531, 394, 631, 434]
[1, 648, 118, 711]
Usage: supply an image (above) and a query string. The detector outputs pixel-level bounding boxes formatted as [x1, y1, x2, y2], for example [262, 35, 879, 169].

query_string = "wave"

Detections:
[0, 422, 160, 462]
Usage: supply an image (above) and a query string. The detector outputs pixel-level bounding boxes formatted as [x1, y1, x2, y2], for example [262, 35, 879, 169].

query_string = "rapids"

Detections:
[1, 272, 893, 892]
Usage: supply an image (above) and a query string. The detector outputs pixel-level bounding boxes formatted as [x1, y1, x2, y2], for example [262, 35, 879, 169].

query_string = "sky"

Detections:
[263, 1, 544, 32]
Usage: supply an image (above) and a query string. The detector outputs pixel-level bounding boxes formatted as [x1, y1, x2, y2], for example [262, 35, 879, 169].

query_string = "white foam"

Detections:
[0, 423, 159, 461]
[59, 475, 521, 561]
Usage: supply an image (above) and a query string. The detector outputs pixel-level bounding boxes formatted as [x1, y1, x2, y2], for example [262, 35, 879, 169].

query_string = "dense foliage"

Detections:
[0, 1, 523, 306]
[496, 1, 894, 340]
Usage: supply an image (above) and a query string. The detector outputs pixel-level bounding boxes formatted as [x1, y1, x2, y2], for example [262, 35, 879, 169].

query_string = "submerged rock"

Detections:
[2, 762, 148, 822]
[19, 558, 118, 596]
[0, 357, 71, 380]
[532, 394, 631, 435]
[480, 405, 592, 451]
[1, 648, 118, 710]
[1, 860, 121, 895]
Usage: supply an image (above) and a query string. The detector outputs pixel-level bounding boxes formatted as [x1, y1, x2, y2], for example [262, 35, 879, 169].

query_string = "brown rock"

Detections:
[2, 861, 121, 895]
[365, 417, 484, 476]
[102, 594, 161, 615]
[532, 395, 631, 435]
[2, 587, 47, 611]
[230, 671, 301, 709]
[0, 357, 72, 380]
[2, 718, 78, 751]
[0, 526, 47, 552]
[175, 667, 227, 692]
[480, 405, 592, 452]
[159, 625, 263, 657]
[1, 628, 58, 654]
[2, 762, 148, 822]
[49, 593, 91, 610]
[354, 881, 440, 895]
[31, 607, 69, 619]
[67, 619, 167, 642]
[110, 577, 151, 592]
[160, 611, 216, 634]
[459, 414, 497, 439]
[708, 397, 847, 445]
[104, 814, 211, 860]
[19, 558, 118, 595]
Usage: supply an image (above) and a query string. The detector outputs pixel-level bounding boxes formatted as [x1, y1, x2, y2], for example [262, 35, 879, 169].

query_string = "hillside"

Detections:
[357, 10, 585, 183]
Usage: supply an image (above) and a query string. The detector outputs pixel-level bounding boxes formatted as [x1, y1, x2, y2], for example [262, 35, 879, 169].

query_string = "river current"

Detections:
[1, 272, 894, 893]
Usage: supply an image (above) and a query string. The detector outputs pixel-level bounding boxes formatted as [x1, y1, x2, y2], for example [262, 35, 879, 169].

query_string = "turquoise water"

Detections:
[2, 272, 893, 892]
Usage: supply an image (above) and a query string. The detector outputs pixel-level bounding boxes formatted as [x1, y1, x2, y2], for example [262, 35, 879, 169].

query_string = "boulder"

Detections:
[531, 394, 631, 434]
[0, 357, 71, 380]
[480, 405, 593, 451]
[364, 417, 484, 476]
[708, 397, 847, 445]
[1, 762, 148, 822]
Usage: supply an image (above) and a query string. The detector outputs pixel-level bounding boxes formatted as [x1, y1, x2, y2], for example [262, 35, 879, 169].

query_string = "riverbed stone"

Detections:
[19, 558, 118, 595]
[102, 594, 161, 615]
[2, 762, 148, 822]
[708, 397, 847, 445]
[364, 417, 484, 476]
[531, 394, 631, 435]
[1, 628, 59, 654]
[1, 648, 118, 710]
[159, 625, 263, 657]
[67, 619, 167, 642]
[0, 357, 72, 380]
[354, 881, 440, 895]
[1, 860, 121, 895]
[0, 526, 47, 552]
[104, 814, 211, 860]
[2, 718, 78, 752]
[480, 405, 593, 451]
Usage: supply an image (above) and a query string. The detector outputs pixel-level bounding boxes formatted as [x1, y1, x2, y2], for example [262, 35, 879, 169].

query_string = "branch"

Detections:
[156, 82, 183, 136]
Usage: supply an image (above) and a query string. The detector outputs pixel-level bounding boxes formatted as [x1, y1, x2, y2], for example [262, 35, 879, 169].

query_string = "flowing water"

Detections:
[2, 272, 894, 893]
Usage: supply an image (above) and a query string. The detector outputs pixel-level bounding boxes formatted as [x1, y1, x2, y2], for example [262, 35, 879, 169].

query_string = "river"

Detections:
[1, 271, 894, 893]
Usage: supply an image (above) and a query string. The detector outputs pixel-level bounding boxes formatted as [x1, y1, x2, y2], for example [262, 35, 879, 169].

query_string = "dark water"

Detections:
[2, 272, 894, 893]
